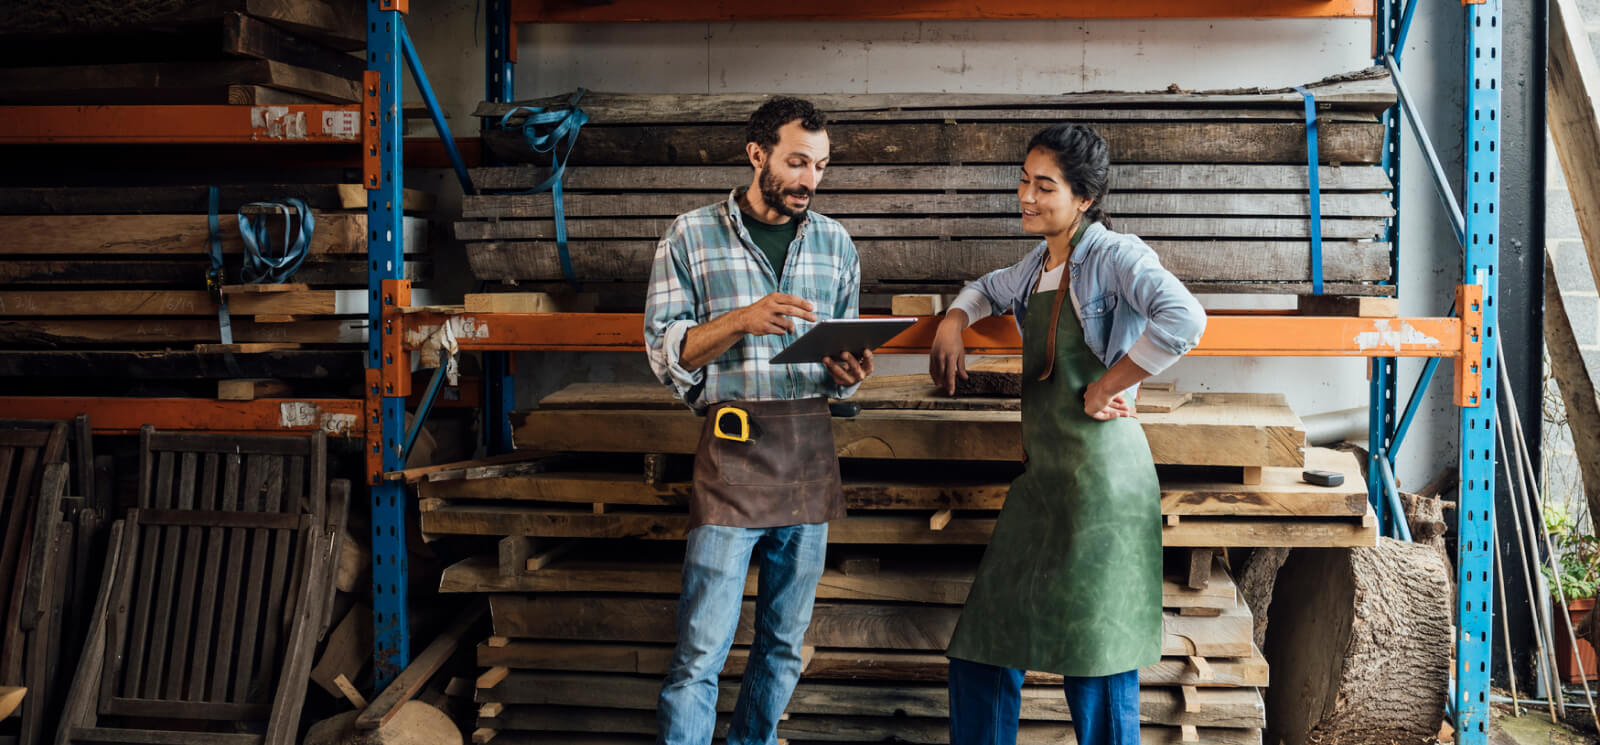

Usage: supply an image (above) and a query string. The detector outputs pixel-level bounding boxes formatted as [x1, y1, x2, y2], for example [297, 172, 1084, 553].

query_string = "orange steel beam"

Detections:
[400, 311, 1461, 357]
[512, 0, 1372, 22]
[0, 397, 366, 437]
[0, 105, 365, 144]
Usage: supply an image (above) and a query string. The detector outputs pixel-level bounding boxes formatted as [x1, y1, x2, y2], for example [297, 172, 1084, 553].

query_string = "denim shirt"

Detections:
[949, 221, 1206, 377]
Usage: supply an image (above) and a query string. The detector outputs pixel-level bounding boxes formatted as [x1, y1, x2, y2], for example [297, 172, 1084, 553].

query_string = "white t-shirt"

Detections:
[952, 259, 1078, 324]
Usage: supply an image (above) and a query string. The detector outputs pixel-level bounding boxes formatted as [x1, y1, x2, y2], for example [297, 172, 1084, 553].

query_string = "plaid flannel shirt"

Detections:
[645, 188, 862, 411]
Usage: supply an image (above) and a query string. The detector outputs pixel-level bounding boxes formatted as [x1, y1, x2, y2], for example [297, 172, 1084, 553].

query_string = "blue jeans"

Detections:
[658, 523, 829, 745]
[948, 657, 1140, 745]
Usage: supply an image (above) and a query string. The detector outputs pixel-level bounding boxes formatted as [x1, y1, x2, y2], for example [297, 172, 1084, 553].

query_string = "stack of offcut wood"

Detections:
[0, 0, 366, 105]
[419, 377, 1378, 745]
[0, 185, 431, 397]
[459, 71, 1396, 299]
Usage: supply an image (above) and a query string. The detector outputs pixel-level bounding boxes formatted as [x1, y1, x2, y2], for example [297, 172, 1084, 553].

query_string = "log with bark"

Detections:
[1263, 539, 1451, 745]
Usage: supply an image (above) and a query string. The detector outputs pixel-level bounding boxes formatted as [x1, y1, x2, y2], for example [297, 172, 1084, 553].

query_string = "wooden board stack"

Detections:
[458, 72, 1396, 300]
[0, 1, 366, 105]
[447, 547, 1266, 745]
[0, 185, 432, 395]
[418, 378, 1376, 745]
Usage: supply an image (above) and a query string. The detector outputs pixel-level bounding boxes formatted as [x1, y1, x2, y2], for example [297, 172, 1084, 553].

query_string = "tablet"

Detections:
[770, 318, 918, 365]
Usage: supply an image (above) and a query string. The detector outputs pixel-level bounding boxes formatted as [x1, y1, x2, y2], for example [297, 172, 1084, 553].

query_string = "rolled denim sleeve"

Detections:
[1115, 237, 1206, 376]
[947, 246, 1045, 326]
[828, 242, 864, 400]
[644, 229, 706, 398]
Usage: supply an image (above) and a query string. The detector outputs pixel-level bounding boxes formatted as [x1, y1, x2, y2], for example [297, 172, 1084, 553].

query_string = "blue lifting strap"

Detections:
[1293, 85, 1326, 296]
[237, 199, 314, 285]
[498, 88, 590, 289]
[205, 186, 235, 345]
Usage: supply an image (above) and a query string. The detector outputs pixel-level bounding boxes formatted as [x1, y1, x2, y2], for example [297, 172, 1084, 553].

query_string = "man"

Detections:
[645, 97, 872, 745]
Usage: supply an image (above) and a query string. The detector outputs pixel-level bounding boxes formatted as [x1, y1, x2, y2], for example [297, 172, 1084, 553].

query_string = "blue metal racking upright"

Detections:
[1455, 0, 1502, 735]
[366, 0, 412, 685]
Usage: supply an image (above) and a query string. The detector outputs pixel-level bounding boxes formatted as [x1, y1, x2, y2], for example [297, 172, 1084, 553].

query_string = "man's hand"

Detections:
[929, 315, 969, 395]
[736, 293, 817, 336]
[1084, 379, 1136, 421]
[680, 292, 817, 371]
[824, 350, 873, 386]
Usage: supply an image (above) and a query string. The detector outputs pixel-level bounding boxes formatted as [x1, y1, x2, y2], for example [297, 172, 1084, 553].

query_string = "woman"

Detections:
[929, 123, 1207, 745]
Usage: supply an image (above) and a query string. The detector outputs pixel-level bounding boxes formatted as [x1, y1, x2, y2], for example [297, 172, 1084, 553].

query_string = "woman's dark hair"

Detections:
[1027, 123, 1113, 229]
[747, 97, 828, 155]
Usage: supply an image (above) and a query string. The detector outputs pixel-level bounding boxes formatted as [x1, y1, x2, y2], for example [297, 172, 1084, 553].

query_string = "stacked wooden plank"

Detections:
[0, 0, 366, 105]
[0, 184, 431, 395]
[459, 72, 1397, 298]
[446, 548, 1265, 745]
[54, 428, 349, 745]
[416, 378, 1375, 744]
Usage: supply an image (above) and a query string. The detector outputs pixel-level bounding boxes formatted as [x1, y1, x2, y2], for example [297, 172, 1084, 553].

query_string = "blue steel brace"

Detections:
[482, 0, 515, 455]
[400, 22, 475, 196]
[1292, 86, 1325, 296]
[1367, 0, 1402, 538]
[368, 0, 411, 686]
[1456, 0, 1501, 740]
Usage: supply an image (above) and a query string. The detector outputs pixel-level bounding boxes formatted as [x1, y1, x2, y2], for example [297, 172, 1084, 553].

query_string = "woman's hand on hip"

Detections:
[1084, 380, 1136, 420]
[929, 317, 968, 395]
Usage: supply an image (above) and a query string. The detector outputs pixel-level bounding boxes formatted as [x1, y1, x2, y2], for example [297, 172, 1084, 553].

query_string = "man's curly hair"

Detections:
[746, 97, 828, 153]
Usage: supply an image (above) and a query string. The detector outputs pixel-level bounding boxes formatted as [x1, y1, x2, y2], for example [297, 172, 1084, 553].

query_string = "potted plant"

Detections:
[1542, 505, 1600, 684]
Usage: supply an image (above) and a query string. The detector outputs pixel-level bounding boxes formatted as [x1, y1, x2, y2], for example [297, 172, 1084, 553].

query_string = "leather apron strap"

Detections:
[1037, 219, 1092, 383]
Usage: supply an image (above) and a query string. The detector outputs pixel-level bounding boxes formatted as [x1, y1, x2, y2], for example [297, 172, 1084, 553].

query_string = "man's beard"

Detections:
[759, 164, 811, 219]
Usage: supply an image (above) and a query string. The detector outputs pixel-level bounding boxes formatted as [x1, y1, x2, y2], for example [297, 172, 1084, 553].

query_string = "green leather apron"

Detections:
[945, 280, 1163, 678]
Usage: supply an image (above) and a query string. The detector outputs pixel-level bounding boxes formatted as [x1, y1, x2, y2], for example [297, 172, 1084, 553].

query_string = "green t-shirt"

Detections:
[741, 212, 801, 280]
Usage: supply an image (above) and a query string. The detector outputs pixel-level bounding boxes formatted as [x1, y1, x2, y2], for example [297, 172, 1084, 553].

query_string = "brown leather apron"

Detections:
[692, 397, 845, 529]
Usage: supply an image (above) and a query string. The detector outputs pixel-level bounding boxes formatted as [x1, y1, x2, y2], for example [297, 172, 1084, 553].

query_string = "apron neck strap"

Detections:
[1037, 218, 1092, 383]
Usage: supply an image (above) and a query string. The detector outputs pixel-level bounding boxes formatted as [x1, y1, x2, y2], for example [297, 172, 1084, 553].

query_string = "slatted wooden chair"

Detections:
[0, 419, 69, 687]
[54, 428, 348, 745]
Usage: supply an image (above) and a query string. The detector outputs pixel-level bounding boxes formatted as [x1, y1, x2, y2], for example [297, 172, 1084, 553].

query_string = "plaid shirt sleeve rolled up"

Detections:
[644, 189, 862, 411]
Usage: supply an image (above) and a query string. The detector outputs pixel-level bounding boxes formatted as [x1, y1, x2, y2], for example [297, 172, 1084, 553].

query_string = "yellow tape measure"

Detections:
[713, 407, 754, 443]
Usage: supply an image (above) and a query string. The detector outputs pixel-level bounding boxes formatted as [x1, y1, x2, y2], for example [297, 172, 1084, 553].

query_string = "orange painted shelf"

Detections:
[0, 105, 364, 144]
[398, 312, 1462, 358]
[513, 0, 1372, 22]
[0, 397, 366, 437]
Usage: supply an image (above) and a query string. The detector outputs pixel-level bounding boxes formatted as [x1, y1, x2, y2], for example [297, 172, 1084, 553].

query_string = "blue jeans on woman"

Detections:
[657, 523, 829, 745]
[948, 657, 1140, 745]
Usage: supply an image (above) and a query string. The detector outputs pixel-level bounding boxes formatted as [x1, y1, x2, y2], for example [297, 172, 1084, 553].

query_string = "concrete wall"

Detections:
[403, 4, 1497, 488]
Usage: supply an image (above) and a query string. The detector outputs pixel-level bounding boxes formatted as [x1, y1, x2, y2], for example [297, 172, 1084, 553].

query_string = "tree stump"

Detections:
[1263, 539, 1451, 745]
[1238, 547, 1289, 650]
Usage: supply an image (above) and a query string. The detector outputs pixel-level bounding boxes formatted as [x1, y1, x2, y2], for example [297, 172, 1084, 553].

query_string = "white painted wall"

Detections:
[405, 4, 1471, 487]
